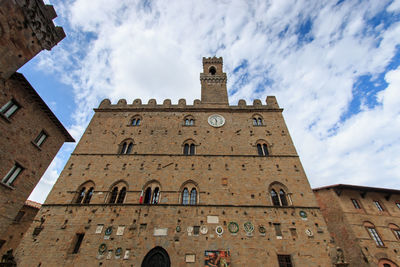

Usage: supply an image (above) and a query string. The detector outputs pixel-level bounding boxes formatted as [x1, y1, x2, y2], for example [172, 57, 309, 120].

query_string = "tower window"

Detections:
[109, 187, 118, 203]
[131, 115, 142, 126]
[252, 115, 264, 126]
[119, 140, 134, 154]
[0, 99, 20, 119]
[269, 182, 292, 206]
[351, 199, 361, 209]
[190, 188, 197, 205]
[182, 188, 189, 205]
[277, 255, 293, 267]
[374, 200, 384, 211]
[83, 187, 94, 204]
[144, 187, 152, 204]
[116, 187, 127, 204]
[184, 115, 195, 126]
[183, 140, 196, 155]
[209, 66, 216, 75]
[152, 187, 160, 204]
[33, 131, 48, 147]
[256, 143, 269, 156]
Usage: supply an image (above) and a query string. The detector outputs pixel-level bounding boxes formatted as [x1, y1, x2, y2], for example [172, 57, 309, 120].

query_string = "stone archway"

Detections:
[378, 258, 399, 267]
[141, 246, 171, 267]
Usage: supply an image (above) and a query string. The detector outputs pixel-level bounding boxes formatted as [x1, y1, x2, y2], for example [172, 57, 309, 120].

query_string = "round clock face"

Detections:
[208, 114, 225, 127]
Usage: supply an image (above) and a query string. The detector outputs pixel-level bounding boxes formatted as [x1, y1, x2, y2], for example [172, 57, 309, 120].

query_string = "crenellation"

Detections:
[238, 99, 246, 106]
[178, 98, 186, 107]
[117, 98, 127, 106]
[133, 98, 142, 105]
[148, 99, 157, 106]
[98, 98, 111, 108]
[163, 99, 171, 107]
[253, 99, 262, 106]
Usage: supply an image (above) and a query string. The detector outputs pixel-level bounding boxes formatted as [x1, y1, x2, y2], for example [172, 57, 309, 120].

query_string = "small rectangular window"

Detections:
[277, 254, 293, 267]
[274, 223, 282, 238]
[374, 200, 384, 211]
[0, 99, 20, 118]
[2, 163, 23, 186]
[351, 199, 361, 209]
[14, 211, 25, 222]
[34, 131, 48, 147]
[72, 233, 85, 254]
[193, 226, 200, 236]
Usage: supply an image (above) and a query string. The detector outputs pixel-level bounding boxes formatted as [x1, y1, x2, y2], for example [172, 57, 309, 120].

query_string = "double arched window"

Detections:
[269, 182, 291, 206]
[75, 181, 95, 204]
[119, 139, 134, 154]
[184, 115, 195, 126]
[183, 140, 196, 155]
[142, 181, 161, 204]
[180, 181, 198, 205]
[252, 114, 264, 126]
[108, 181, 128, 204]
[256, 140, 269, 156]
[131, 115, 142, 126]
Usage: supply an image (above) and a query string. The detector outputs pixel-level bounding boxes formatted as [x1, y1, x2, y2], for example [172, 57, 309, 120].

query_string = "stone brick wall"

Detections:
[0, 201, 40, 255]
[0, 0, 65, 80]
[314, 186, 400, 266]
[0, 73, 72, 241]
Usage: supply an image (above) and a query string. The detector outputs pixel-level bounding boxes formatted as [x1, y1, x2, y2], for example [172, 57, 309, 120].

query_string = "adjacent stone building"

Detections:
[0, 0, 73, 252]
[15, 57, 336, 266]
[314, 184, 400, 267]
[0, 200, 41, 256]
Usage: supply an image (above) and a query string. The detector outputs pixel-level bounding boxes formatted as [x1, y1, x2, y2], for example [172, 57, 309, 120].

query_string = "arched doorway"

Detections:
[141, 246, 171, 267]
[378, 258, 398, 267]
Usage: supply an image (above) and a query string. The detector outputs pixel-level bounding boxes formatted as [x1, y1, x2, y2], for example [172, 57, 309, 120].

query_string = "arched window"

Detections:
[252, 114, 264, 126]
[269, 182, 292, 206]
[116, 187, 126, 204]
[184, 115, 195, 126]
[74, 181, 95, 204]
[209, 66, 216, 75]
[152, 187, 160, 204]
[182, 188, 189, 205]
[76, 187, 86, 204]
[190, 188, 197, 205]
[109, 187, 118, 203]
[256, 141, 269, 156]
[131, 115, 142, 126]
[119, 139, 134, 154]
[389, 224, 400, 240]
[142, 181, 161, 205]
[183, 140, 196, 155]
[279, 189, 288, 206]
[271, 189, 280, 206]
[144, 187, 152, 204]
[83, 187, 94, 204]
[364, 222, 384, 247]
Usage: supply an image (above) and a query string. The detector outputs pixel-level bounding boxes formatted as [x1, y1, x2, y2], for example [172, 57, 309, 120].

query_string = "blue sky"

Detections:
[23, 0, 400, 203]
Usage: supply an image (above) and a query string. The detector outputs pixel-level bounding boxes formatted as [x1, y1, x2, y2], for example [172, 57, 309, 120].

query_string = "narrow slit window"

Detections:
[257, 144, 263, 156]
[374, 200, 384, 211]
[2, 163, 23, 186]
[351, 199, 361, 209]
[144, 187, 152, 204]
[117, 187, 126, 204]
[109, 187, 118, 203]
[72, 233, 85, 254]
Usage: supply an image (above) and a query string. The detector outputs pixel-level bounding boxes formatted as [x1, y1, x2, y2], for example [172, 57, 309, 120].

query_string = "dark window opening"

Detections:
[193, 226, 200, 235]
[189, 144, 195, 155]
[277, 255, 293, 267]
[279, 189, 288, 206]
[126, 143, 133, 154]
[14, 211, 25, 222]
[257, 144, 263, 156]
[83, 187, 94, 204]
[352, 199, 361, 209]
[116, 187, 126, 204]
[152, 187, 160, 204]
[271, 189, 280, 206]
[72, 233, 85, 254]
[132, 118, 141, 126]
[121, 142, 127, 154]
[76, 187, 86, 204]
[190, 188, 197, 205]
[144, 187, 152, 204]
[183, 144, 189, 155]
[262, 144, 269, 156]
[209, 66, 216, 75]
[109, 187, 118, 203]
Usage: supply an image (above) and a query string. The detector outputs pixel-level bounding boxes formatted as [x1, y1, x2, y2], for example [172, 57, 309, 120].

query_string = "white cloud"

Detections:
[29, 0, 400, 202]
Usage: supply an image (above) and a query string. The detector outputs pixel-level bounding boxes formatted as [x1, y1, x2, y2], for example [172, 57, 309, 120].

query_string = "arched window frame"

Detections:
[179, 180, 199, 205]
[108, 180, 129, 204]
[119, 139, 134, 154]
[183, 139, 197, 156]
[389, 224, 400, 240]
[256, 140, 269, 156]
[269, 182, 292, 207]
[252, 114, 264, 126]
[183, 115, 195, 126]
[364, 221, 385, 247]
[142, 180, 161, 205]
[130, 115, 142, 126]
[74, 181, 95, 204]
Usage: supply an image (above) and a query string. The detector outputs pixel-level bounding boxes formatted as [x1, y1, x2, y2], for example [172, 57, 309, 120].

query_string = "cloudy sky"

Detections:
[22, 0, 400, 203]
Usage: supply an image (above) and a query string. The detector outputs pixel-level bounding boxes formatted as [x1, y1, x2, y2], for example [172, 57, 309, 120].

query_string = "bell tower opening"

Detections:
[200, 57, 228, 105]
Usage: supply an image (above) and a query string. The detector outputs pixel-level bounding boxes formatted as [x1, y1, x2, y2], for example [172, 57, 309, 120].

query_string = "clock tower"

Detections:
[200, 57, 229, 105]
